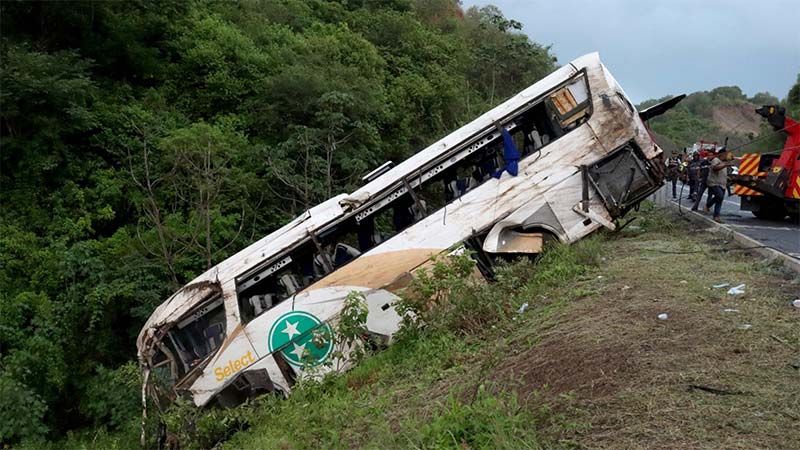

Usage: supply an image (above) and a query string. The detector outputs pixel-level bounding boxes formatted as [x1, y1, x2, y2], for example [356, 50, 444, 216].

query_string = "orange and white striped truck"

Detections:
[730, 106, 800, 221]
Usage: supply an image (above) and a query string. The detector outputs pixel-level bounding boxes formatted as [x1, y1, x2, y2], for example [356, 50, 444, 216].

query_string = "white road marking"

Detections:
[727, 224, 797, 231]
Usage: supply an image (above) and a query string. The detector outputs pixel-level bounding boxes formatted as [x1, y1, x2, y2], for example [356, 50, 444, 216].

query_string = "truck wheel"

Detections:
[751, 198, 788, 220]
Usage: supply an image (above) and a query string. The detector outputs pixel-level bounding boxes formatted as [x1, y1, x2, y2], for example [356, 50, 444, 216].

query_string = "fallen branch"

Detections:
[770, 334, 796, 349]
[687, 384, 745, 396]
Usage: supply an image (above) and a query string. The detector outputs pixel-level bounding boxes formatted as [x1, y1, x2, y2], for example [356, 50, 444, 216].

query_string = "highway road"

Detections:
[663, 184, 800, 259]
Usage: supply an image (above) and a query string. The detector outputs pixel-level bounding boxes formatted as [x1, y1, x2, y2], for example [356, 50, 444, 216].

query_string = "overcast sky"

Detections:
[462, 0, 800, 104]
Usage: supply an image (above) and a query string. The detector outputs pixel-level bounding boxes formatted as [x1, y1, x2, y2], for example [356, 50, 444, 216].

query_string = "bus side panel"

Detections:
[188, 324, 257, 406]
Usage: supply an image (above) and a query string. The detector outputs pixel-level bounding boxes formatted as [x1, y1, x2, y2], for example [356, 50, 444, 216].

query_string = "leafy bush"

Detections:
[395, 252, 489, 335]
[79, 362, 142, 430]
[161, 399, 255, 450]
[0, 372, 48, 445]
[398, 239, 603, 338]
[330, 291, 371, 364]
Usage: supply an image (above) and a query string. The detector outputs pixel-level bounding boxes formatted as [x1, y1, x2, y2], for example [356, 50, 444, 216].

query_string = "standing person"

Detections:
[679, 153, 690, 193]
[666, 155, 680, 199]
[691, 153, 712, 211]
[705, 147, 734, 223]
[687, 153, 701, 201]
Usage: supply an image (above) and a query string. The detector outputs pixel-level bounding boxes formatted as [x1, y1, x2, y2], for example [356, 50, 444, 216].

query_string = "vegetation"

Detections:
[0, 0, 558, 445]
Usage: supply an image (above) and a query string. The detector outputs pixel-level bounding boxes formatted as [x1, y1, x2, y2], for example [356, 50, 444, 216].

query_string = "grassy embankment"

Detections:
[36, 203, 800, 450]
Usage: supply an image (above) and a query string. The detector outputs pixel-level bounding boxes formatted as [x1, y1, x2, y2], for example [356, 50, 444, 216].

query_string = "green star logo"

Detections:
[268, 311, 333, 367]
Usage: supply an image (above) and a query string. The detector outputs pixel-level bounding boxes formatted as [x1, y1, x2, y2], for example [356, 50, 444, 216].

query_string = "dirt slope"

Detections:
[489, 211, 800, 449]
[712, 103, 762, 136]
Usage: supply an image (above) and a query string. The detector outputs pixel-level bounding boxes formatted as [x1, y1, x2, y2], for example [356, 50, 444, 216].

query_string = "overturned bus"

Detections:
[137, 53, 681, 409]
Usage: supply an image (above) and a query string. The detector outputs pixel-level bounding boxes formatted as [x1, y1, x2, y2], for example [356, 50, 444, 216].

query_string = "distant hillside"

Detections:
[638, 85, 793, 156]
[711, 103, 762, 136]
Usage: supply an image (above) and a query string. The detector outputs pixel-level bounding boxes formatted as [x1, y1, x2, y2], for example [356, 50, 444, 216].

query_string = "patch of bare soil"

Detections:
[491, 216, 800, 449]
[712, 104, 762, 136]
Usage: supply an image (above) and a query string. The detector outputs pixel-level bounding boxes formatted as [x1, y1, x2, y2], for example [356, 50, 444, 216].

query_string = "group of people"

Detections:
[666, 147, 736, 223]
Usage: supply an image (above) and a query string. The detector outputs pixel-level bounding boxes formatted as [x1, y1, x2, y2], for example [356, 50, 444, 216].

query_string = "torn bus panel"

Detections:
[137, 52, 682, 412]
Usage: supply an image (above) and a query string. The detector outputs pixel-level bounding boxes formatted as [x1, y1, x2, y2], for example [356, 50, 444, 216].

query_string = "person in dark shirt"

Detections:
[691, 154, 712, 211]
[687, 153, 702, 201]
[705, 148, 734, 222]
[666, 156, 680, 199]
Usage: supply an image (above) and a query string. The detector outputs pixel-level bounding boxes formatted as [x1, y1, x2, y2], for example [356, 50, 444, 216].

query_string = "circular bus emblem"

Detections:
[268, 311, 333, 367]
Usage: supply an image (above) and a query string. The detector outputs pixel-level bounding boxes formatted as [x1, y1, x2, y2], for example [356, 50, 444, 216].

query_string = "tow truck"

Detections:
[730, 106, 800, 221]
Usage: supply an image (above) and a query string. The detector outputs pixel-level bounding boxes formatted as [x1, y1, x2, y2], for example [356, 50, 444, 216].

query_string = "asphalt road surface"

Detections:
[663, 184, 800, 260]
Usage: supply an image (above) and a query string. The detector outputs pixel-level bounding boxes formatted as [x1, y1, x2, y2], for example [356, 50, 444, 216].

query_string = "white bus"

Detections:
[137, 52, 679, 408]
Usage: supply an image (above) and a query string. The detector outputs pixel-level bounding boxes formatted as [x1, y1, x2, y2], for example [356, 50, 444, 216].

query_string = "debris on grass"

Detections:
[792, 299, 800, 308]
[727, 284, 746, 295]
[517, 302, 529, 314]
[712, 283, 730, 289]
[722, 308, 739, 313]
[657, 313, 669, 320]
[737, 324, 753, 330]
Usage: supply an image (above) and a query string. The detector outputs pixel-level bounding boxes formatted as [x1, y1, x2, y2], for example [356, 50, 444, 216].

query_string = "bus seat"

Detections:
[333, 243, 361, 267]
[250, 293, 274, 316]
[528, 129, 543, 150]
[278, 273, 301, 296]
[203, 322, 225, 355]
[357, 216, 381, 252]
[313, 253, 330, 277]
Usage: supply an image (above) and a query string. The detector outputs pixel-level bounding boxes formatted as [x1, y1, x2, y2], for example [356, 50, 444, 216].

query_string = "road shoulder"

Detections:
[654, 188, 800, 274]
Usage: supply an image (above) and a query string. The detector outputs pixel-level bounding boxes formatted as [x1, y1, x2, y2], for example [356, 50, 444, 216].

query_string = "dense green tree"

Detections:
[786, 74, 800, 119]
[0, 0, 558, 443]
[750, 91, 779, 105]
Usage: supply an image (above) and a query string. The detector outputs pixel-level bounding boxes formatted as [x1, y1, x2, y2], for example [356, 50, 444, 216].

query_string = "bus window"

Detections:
[312, 242, 360, 273]
[315, 218, 364, 269]
[236, 246, 318, 323]
[356, 215, 382, 252]
[391, 195, 420, 232]
[168, 296, 226, 371]
[356, 204, 397, 251]
[443, 161, 481, 201]
[547, 75, 591, 131]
